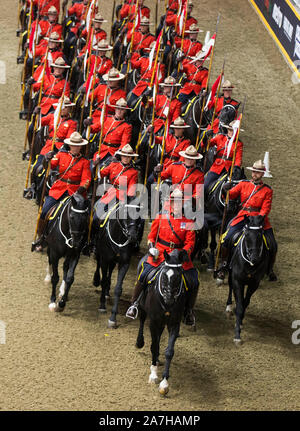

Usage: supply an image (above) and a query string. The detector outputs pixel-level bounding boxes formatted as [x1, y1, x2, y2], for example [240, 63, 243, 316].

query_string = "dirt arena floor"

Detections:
[0, 0, 299, 411]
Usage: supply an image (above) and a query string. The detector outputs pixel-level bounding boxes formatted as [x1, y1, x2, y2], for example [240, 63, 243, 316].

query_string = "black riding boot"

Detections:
[216, 246, 229, 283]
[126, 281, 144, 319]
[184, 285, 199, 326]
[31, 218, 47, 252]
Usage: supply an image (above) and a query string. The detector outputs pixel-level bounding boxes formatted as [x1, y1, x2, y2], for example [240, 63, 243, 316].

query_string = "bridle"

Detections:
[59, 200, 89, 248]
[157, 262, 184, 310]
[106, 204, 139, 248]
[240, 225, 264, 266]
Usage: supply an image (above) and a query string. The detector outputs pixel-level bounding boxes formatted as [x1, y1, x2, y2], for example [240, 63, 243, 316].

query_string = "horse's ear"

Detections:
[163, 250, 169, 262]
[179, 249, 189, 263]
[244, 215, 249, 226]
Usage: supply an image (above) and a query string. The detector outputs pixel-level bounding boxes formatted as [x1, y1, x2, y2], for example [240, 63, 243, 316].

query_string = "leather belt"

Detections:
[243, 206, 261, 212]
[216, 156, 233, 161]
[60, 178, 80, 185]
[103, 142, 120, 148]
[45, 94, 59, 99]
[158, 237, 182, 249]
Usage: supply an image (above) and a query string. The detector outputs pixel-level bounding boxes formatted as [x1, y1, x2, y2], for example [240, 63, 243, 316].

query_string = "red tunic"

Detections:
[91, 85, 127, 116]
[38, 20, 63, 43]
[209, 96, 240, 134]
[155, 134, 190, 168]
[228, 180, 273, 229]
[50, 151, 91, 199]
[151, 95, 182, 134]
[90, 56, 113, 77]
[120, 4, 150, 32]
[32, 0, 60, 16]
[147, 212, 195, 269]
[208, 134, 243, 175]
[126, 31, 155, 52]
[175, 38, 203, 57]
[161, 162, 204, 198]
[33, 74, 71, 115]
[33, 49, 63, 82]
[40, 114, 77, 155]
[131, 56, 165, 97]
[166, 13, 198, 31]
[99, 161, 138, 204]
[91, 117, 132, 159]
[180, 61, 208, 95]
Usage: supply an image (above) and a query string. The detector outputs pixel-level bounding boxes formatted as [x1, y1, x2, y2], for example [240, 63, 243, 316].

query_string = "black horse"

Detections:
[225, 215, 272, 343]
[182, 95, 209, 146]
[43, 194, 90, 312]
[199, 171, 244, 270]
[92, 201, 142, 327]
[135, 249, 189, 396]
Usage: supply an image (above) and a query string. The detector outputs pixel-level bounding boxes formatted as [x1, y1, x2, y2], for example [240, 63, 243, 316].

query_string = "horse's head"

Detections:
[159, 250, 188, 308]
[218, 104, 237, 132]
[68, 193, 90, 249]
[243, 215, 265, 266]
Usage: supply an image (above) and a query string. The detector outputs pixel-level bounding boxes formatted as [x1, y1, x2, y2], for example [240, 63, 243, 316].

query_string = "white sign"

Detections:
[272, 4, 283, 28]
[283, 16, 294, 41]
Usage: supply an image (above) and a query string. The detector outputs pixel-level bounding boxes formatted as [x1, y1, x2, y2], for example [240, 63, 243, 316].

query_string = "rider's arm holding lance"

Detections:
[20, 0, 33, 110]
[214, 95, 247, 277]
[24, 43, 50, 190]
[124, 0, 140, 93]
[87, 86, 109, 245]
[31, 72, 70, 251]
[195, 13, 221, 152]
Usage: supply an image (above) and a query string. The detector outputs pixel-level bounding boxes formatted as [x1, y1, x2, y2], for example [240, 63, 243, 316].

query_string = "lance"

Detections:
[23, 11, 41, 155]
[152, 85, 174, 217]
[213, 96, 247, 277]
[20, 0, 33, 112]
[124, 0, 139, 93]
[195, 13, 221, 151]
[31, 73, 69, 250]
[79, 27, 95, 133]
[85, 54, 98, 155]
[24, 44, 50, 190]
[110, 0, 116, 45]
[87, 86, 109, 244]
[177, 3, 188, 75]
[202, 57, 226, 173]
[135, 25, 165, 153]
[143, 65, 160, 186]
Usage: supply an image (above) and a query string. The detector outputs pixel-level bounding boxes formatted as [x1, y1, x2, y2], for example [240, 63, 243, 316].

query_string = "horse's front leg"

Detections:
[108, 261, 130, 328]
[226, 271, 234, 315]
[148, 321, 164, 385]
[98, 258, 112, 313]
[243, 280, 259, 319]
[232, 279, 245, 344]
[48, 252, 59, 311]
[208, 226, 217, 271]
[58, 253, 80, 311]
[159, 322, 180, 396]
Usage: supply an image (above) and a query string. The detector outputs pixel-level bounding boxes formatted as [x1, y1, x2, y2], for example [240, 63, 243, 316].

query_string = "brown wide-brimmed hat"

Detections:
[185, 24, 203, 34]
[246, 160, 270, 174]
[160, 76, 181, 87]
[170, 188, 183, 200]
[103, 67, 125, 82]
[223, 121, 245, 132]
[93, 39, 113, 51]
[115, 144, 138, 157]
[140, 16, 152, 26]
[179, 145, 203, 160]
[222, 80, 234, 90]
[48, 6, 58, 15]
[45, 31, 64, 44]
[108, 97, 131, 110]
[64, 132, 88, 147]
[93, 13, 108, 24]
[170, 117, 190, 129]
[50, 57, 70, 69]
[53, 96, 75, 108]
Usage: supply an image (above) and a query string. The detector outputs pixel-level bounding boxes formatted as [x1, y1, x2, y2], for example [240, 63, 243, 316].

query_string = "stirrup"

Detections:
[126, 304, 138, 320]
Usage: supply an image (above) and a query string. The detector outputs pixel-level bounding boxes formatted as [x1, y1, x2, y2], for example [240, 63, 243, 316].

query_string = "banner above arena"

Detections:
[249, 0, 300, 79]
